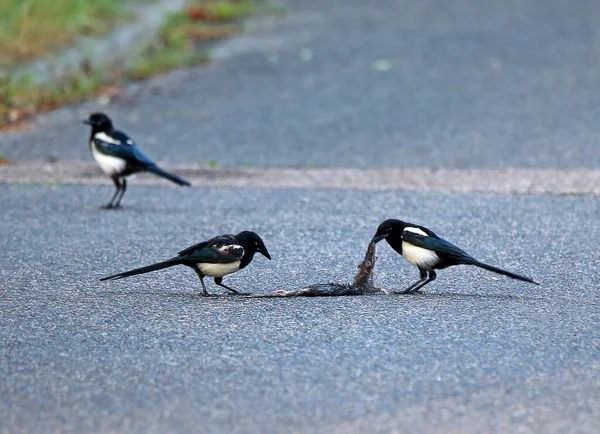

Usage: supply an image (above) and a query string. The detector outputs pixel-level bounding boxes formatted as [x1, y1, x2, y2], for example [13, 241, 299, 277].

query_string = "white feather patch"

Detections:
[197, 261, 241, 277]
[402, 226, 439, 268]
[404, 227, 428, 236]
[94, 131, 123, 145]
[401, 242, 439, 268]
[219, 244, 243, 254]
[91, 144, 126, 176]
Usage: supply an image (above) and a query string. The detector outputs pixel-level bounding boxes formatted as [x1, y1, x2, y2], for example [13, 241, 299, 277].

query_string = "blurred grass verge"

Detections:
[0, 0, 124, 66]
[0, 0, 281, 129]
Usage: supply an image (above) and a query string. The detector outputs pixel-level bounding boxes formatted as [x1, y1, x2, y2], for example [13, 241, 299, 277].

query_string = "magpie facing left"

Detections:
[371, 219, 538, 294]
[83, 112, 191, 208]
[100, 231, 271, 296]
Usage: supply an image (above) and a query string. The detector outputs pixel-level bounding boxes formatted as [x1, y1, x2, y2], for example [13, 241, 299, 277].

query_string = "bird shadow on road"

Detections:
[95, 289, 541, 302]
[98, 289, 263, 299]
[89, 204, 193, 215]
[97, 289, 203, 298]
[393, 291, 544, 301]
[96, 289, 385, 301]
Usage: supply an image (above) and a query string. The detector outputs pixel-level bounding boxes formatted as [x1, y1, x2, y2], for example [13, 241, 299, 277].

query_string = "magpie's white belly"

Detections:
[402, 241, 439, 269]
[197, 261, 241, 277]
[92, 145, 126, 176]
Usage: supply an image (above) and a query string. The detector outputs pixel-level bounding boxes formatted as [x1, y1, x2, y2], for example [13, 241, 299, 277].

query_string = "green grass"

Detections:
[125, 11, 218, 80]
[125, 0, 263, 80]
[0, 0, 281, 126]
[0, 0, 124, 66]
[0, 69, 106, 123]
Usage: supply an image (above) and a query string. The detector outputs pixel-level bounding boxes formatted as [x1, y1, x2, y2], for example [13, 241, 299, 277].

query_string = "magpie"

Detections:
[83, 112, 191, 208]
[371, 219, 538, 294]
[100, 231, 271, 296]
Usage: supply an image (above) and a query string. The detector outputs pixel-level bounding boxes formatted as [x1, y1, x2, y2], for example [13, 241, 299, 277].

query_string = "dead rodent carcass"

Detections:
[272, 241, 387, 297]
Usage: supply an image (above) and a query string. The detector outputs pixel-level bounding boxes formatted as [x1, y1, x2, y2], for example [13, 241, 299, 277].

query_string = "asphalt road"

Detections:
[1, 0, 600, 432]
[2, 0, 600, 168]
[1, 185, 599, 432]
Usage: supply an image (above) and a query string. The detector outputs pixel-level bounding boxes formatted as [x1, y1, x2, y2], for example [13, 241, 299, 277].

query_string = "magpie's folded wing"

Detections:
[93, 135, 154, 166]
[177, 240, 210, 256]
[180, 244, 244, 264]
[401, 231, 474, 262]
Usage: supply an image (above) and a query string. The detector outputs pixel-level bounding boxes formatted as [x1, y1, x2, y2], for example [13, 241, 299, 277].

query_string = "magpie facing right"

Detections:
[100, 231, 271, 296]
[83, 112, 191, 208]
[371, 219, 538, 294]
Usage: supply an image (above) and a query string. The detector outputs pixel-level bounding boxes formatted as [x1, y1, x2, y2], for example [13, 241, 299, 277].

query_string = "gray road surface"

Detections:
[2, 0, 600, 168]
[1, 0, 600, 432]
[1, 185, 599, 432]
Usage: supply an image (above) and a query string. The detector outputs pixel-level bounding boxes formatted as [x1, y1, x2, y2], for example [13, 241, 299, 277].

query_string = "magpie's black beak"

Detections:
[371, 233, 386, 244]
[82, 119, 93, 125]
[260, 247, 272, 260]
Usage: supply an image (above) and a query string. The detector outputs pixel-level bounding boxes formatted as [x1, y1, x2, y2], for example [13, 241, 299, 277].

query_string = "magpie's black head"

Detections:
[237, 231, 271, 260]
[371, 219, 406, 243]
[83, 112, 113, 131]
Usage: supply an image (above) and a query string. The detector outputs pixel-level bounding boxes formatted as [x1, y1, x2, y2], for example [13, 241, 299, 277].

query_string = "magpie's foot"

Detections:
[102, 204, 114, 209]
[199, 293, 218, 297]
[393, 289, 412, 295]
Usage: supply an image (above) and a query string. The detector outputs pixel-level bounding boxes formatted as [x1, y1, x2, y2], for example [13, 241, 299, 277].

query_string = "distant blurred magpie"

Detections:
[83, 112, 191, 208]
[100, 231, 271, 296]
[371, 219, 538, 294]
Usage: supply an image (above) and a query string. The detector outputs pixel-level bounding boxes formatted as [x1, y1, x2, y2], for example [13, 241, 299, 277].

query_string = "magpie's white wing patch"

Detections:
[219, 244, 244, 258]
[403, 227, 428, 237]
[94, 131, 123, 145]
[195, 243, 244, 276]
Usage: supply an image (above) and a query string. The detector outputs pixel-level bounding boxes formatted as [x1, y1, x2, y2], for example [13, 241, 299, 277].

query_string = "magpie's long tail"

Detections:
[145, 165, 191, 186]
[100, 258, 182, 281]
[466, 259, 539, 285]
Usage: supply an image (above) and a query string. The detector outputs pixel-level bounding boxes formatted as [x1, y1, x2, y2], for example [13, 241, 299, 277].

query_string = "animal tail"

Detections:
[145, 165, 191, 186]
[100, 258, 181, 281]
[467, 259, 539, 285]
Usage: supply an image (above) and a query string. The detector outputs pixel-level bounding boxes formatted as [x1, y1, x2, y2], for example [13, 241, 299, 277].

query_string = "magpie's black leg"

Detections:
[395, 268, 429, 294]
[194, 270, 211, 296]
[113, 178, 127, 208]
[408, 270, 437, 294]
[104, 177, 121, 208]
[214, 277, 251, 296]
